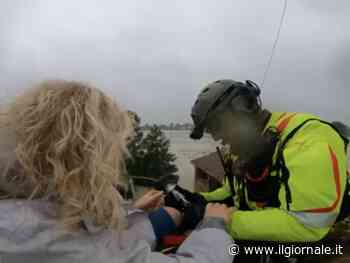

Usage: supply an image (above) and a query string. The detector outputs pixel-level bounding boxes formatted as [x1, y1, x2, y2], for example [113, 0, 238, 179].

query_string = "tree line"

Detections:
[141, 122, 193, 131]
[126, 111, 178, 189]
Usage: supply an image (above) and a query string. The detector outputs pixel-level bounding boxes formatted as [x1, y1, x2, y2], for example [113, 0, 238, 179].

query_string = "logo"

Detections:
[228, 244, 240, 256]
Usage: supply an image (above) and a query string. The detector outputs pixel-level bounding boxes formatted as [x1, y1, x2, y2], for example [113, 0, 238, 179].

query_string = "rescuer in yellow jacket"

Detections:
[188, 79, 349, 242]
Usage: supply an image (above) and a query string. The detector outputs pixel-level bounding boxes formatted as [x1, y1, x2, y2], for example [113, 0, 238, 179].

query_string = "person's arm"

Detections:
[117, 203, 234, 263]
[227, 208, 329, 242]
[119, 209, 158, 249]
[148, 220, 234, 263]
[148, 204, 235, 263]
[120, 190, 169, 249]
[200, 177, 232, 202]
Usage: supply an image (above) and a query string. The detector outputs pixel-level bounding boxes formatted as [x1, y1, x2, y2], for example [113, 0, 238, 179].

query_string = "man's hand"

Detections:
[132, 189, 164, 211]
[204, 203, 236, 224]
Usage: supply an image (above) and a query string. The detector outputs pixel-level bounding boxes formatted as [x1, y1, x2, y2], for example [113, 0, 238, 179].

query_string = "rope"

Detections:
[261, 0, 288, 88]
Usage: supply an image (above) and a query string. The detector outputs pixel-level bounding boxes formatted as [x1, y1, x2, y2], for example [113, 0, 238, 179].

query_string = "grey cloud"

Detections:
[300, 0, 350, 16]
[0, 0, 349, 124]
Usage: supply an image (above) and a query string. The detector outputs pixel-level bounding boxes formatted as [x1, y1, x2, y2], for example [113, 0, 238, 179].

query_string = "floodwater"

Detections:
[165, 130, 350, 191]
[164, 130, 219, 191]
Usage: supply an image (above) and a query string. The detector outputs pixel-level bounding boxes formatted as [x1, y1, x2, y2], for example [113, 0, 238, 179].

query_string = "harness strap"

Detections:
[274, 118, 348, 220]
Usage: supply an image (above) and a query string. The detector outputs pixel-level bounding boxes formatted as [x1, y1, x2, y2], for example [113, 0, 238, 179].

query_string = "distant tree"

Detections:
[126, 114, 178, 187]
[141, 125, 178, 180]
[143, 123, 151, 130]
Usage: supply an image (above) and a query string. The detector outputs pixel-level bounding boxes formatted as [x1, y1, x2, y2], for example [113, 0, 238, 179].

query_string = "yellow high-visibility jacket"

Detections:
[200, 112, 349, 242]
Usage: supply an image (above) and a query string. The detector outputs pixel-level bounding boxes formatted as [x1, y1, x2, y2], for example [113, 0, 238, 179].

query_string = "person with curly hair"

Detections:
[0, 80, 234, 263]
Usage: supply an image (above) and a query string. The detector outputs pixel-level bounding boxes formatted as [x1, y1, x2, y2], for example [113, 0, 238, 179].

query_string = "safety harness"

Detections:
[223, 113, 350, 223]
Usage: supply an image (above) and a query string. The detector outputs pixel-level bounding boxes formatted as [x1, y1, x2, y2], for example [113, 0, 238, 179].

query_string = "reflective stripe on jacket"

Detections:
[201, 112, 348, 242]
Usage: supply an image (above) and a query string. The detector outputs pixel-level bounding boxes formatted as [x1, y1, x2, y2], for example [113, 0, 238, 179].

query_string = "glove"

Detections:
[164, 185, 206, 211]
[179, 194, 207, 232]
[164, 185, 207, 232]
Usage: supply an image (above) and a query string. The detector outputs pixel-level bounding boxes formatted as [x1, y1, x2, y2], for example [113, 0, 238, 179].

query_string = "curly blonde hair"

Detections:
[0, 80, 133, 230]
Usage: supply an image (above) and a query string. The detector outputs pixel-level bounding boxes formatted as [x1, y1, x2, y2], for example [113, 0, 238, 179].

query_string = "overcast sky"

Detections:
[0, 0, 349, 124]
